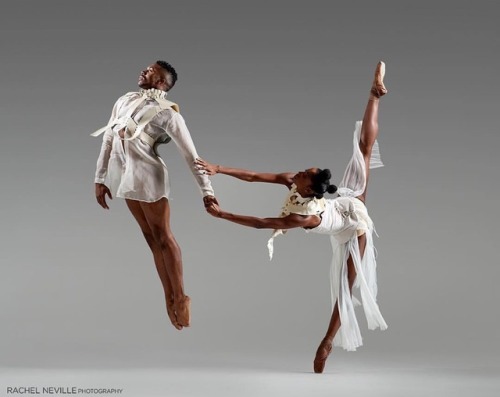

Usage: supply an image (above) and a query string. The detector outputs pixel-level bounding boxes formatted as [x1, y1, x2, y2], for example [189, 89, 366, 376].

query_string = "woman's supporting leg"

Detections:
[314, 234, 367, 373]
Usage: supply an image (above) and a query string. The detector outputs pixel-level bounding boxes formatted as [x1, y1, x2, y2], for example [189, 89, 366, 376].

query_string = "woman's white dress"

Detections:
[309, 121, 387, 351]
[272, 121, 387, 351]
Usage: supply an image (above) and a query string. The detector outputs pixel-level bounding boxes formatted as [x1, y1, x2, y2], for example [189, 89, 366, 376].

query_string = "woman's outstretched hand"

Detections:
[195, 158, 219, 175]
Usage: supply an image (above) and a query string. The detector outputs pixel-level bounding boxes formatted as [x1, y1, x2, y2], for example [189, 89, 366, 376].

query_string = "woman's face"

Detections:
[293, 168, 320, 197]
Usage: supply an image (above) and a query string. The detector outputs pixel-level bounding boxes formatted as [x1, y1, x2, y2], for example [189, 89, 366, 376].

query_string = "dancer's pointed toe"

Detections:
[175, 295, 191, 327]
[313, 339, 333, 373]
[166, 297, 183, 330]
[370, 61, 387, 99]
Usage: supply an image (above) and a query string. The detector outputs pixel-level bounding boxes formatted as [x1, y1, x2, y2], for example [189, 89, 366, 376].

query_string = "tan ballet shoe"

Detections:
[175, 295, 191, 327]
[370, 61, 387, 99]
[313, 339, 333, 374]
[166, 297, 183, 330]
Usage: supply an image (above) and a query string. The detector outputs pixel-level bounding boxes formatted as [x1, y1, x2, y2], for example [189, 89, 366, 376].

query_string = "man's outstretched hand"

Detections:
[203, 195, 219, 209]
[95, 183, 113, 209]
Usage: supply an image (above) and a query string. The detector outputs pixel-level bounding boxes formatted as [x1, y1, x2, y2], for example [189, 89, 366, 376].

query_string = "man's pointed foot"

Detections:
[166, 297, 183, 330]
[175, 295, 191, 327]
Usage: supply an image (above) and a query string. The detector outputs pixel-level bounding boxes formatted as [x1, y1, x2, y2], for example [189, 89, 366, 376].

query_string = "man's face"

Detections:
[138, 63, 167, 89]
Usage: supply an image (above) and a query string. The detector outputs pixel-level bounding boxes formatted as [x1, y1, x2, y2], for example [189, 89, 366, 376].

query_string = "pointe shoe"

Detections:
[313, 339, 333, 374]
[175, 295, 191, 327]
[370, 61, 388, 99]
[166, 297, 183, 330]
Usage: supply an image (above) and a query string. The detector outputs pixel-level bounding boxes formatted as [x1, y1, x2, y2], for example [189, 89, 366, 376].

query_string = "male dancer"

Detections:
[92, 60, 216, 330]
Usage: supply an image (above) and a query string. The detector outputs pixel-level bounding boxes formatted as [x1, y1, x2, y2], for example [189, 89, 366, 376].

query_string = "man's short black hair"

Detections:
[156, 60, 178, 90]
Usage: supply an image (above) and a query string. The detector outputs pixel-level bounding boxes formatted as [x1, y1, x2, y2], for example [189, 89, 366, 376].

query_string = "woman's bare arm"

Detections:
[195, 158, 294, 187]
[206, 203, 321, 229]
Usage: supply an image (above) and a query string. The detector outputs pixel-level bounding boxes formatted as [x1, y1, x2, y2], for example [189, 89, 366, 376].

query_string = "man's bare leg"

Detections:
[126, 199, 183, 330]
[139, 198, 191, 327]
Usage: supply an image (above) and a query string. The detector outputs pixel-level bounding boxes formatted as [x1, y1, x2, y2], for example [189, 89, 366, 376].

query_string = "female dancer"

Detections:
[196, 62, 388, 373]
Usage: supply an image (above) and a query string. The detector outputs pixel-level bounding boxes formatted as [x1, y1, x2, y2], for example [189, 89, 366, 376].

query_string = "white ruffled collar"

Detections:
[267, 184, 325, 259]
[279, 184, 326, 216]
[140, 88, 169, 100]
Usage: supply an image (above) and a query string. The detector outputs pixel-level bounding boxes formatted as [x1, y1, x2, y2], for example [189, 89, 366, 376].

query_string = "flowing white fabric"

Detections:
[337, 120, 384, 198]
[92, 89, 214, 202]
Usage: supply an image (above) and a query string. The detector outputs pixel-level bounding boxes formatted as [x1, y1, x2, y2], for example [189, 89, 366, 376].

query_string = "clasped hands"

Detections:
[203, 195, 223, 217]
[197, 157, 224, 218]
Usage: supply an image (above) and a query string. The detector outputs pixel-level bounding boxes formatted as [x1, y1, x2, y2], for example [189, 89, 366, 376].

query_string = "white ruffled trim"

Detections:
[267, 184, 325, 260]
[139, 88, 169, 100]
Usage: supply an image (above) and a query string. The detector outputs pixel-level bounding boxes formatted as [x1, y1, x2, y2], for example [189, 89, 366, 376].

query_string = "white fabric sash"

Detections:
[90, 88, 179, 147]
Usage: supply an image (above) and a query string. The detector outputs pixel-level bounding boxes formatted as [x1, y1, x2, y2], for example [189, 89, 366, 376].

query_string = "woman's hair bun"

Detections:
[327, 184, 338, 194]
[310, 168, 337, 198]
[318, 169, 332, 180]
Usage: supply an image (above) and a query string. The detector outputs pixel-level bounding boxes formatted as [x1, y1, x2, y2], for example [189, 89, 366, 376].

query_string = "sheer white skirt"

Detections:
[313, 121, 388, 351]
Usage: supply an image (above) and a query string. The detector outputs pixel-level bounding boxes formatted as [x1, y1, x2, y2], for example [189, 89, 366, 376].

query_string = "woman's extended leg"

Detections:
[313, 234, 367, 373]
[358, 61, 386, 202]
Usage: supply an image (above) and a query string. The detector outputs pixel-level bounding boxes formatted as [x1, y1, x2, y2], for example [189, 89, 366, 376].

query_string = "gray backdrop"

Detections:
[1, 0, 499, 395]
